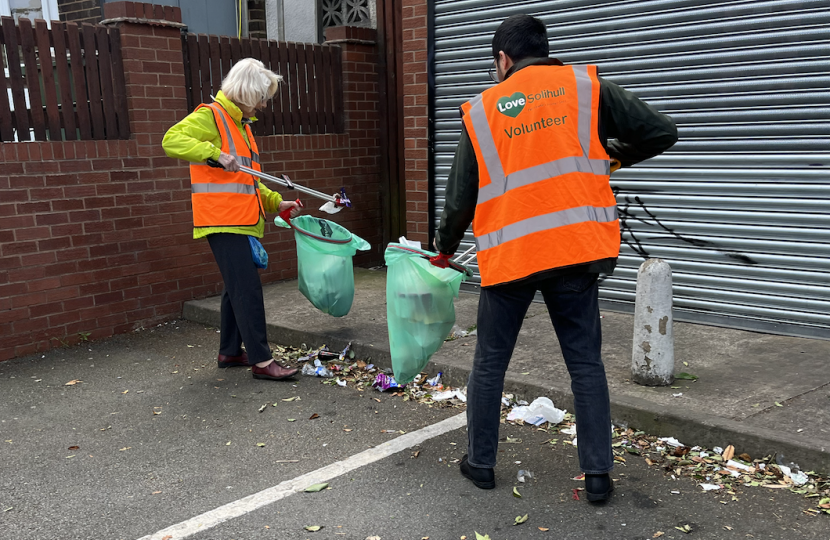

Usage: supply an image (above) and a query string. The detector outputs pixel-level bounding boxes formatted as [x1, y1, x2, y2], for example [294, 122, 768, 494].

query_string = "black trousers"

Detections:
[207, 233, 271, 365]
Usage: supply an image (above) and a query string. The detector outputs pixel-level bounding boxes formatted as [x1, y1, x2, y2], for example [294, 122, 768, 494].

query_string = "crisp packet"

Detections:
[372, 372, 404, 392]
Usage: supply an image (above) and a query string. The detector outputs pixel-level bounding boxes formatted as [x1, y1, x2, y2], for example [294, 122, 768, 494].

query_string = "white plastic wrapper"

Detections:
[658, 436, 685, 447]
[506, 397, 566, 426]
[431, 389, 467, 402]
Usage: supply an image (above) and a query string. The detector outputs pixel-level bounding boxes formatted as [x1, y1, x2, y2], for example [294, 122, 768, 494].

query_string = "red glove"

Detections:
[429, 252, 453, 269]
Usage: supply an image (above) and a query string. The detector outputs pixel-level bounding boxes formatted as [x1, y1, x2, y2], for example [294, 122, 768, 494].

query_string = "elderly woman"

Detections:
[162, 58, 301, 381]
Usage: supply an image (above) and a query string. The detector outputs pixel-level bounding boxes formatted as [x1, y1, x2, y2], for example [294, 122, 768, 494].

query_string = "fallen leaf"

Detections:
[257, 443, 266, 447]
[65, 380, 81, 386]
[304, 525, 322, 532]
[474, 534, 490, 540]
[514, 514, 529, 525]
[722, 445, 735, 461]
[119, 447, 131, 451]
[343, 428, 353, 432]
[226, 441, 231, 446]
[373, 398, 381, 403]
[258, 405, 267, 413]
[738, 453, 751, 462]
[572, 488, 581, 500]
[653, 533, 665, 538]
[68, 446, 79, 450]
[282, 397, 299, 402]
[724, 526, 733, 531]
[412, 450, 420, 458]
[122, 390, 129, 394]
[309, 413, 320, 420]
[683, 361, 688, 366]
[775, 401, 784, 407]
[162, 536, 172, 540]
[675, 372, 698, 380]
[513, 487, 522, 498]
[305, 483, 329, 493]
[288, 418, 296, 422]
[538, 527, 550, 532]
[675, 525, 692, 534]
[152, 491, 162, 495]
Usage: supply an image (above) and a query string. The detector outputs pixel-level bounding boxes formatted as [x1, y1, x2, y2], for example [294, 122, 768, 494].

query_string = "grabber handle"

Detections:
[278, 199, 304, 226]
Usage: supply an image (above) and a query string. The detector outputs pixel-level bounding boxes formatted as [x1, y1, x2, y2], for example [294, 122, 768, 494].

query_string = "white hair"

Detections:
[220, 58, 283, 110]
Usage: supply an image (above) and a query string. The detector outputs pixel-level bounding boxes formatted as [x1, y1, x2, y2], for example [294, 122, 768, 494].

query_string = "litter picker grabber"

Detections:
[386, 244, 474, 278]
[205, 158, 351, 215]
[427, 244, 477, 275]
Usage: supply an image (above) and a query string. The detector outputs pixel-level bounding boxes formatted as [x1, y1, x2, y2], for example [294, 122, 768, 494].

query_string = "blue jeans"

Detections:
[466, 272, 613, 475]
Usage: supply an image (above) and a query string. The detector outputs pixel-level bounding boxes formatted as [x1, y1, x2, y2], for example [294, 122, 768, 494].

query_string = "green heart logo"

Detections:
[496, 92, 526, 117]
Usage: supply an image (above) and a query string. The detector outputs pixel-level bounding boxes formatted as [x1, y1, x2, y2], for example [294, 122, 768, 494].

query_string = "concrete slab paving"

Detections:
[184, 268, 830, 472]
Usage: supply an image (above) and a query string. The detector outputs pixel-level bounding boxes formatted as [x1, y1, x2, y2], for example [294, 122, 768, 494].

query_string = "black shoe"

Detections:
[459, 454, 495, 489]
[585, 473, 614, 502]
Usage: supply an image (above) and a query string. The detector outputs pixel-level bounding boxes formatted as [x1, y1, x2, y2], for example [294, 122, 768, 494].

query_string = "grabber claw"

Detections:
[336, 188, 351, 208]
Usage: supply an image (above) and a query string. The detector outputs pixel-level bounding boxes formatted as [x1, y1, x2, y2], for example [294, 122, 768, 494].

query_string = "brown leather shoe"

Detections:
[252, 360, 298, 380]
[217, 352, 249, 368]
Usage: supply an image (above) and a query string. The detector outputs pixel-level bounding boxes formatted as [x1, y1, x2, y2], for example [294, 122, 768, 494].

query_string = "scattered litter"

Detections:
[336, 379, 347, 387]
[658, 437, 685, 448]
[338, 342, 352, 361]
[517, 470, 534, 483]
[780, 464, 810, 486]
[373, 373, 403, 392]
[560, 425, 577, 436]
[431, 389, 467, 402]
[700, 484, 722, 491]
[506, 397, 566, 426]
[672, 393, 683, 397]
[426, 372, 443, 387]
[302, 359, 334, 378]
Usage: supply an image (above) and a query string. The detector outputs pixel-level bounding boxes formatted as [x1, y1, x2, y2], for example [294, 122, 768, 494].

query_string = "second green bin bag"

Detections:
[276, 215, 370, 317]
[384, 244, 468, 384]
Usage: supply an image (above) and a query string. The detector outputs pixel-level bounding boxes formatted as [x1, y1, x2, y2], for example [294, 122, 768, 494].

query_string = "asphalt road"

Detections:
[1, 320, 827, 540]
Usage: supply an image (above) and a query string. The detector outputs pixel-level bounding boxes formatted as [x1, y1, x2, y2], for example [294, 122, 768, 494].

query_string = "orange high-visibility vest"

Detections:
[461, 64, 619, 287]
[189, 102, 265, 227]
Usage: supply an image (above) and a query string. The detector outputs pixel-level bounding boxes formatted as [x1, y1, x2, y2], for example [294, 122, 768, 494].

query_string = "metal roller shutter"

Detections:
[431, 0, 830, 338]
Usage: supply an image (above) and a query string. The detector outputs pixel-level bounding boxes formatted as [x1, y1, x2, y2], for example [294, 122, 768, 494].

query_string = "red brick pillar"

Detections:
[323, 26, 383, 263]
[102, 2, 189, 166]
[400, 1, 429, 244]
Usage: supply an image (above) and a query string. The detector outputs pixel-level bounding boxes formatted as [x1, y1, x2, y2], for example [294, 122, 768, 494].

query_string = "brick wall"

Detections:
[401, 0, 429, 244]
[0, 3, 382, 362]
[57, 0, 103, 24]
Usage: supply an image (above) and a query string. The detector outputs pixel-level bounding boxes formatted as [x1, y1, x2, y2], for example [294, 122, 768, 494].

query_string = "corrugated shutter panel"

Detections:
[432, 0, 830, 337]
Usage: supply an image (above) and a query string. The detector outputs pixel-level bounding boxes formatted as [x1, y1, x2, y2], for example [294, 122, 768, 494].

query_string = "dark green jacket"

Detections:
[435, 57, 678, 286]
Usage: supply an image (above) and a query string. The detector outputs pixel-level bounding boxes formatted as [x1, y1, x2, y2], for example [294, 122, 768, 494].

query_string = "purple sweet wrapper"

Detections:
[372, 373, 403, 392]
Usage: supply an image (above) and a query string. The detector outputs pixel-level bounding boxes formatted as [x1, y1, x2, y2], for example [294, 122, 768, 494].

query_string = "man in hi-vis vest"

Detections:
[434, 15, 677, 501]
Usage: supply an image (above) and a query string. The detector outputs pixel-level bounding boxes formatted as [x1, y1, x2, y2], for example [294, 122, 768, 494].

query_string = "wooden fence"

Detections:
[182, 34, 344, 136]
[0, 17, 130, 143]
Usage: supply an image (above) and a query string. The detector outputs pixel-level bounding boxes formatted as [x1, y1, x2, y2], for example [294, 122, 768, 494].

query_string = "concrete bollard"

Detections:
[631, 258, 674, 386]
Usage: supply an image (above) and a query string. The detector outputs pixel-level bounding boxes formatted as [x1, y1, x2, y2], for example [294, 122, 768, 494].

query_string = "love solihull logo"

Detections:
[496, 92, 526, 117]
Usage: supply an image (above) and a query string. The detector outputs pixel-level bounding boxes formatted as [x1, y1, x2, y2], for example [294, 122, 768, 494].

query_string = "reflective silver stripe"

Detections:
[467, 94, 506, 193]
[478, 155, 610, 203]
[191, 183, 258, 195]
[237, 156, 253, 167]
[251, 152, 260, 164]
[573, 65, 594, 157]
[214, 107, 238, 157]
[476, 205, 618, 251]
[470, 65, 608, 205]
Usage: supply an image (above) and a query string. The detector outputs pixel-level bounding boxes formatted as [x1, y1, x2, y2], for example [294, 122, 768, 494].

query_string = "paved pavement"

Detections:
[1, 320, 829, 540]
[184, 268, 830, 473]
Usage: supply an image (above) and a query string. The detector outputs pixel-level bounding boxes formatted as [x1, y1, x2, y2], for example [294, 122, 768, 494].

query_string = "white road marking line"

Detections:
[137, 412, 467, 540]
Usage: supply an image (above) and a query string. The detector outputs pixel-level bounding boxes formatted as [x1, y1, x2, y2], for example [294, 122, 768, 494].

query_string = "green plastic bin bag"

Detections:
[276, 215, 370, 317]
[384, 243, 469, 384]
